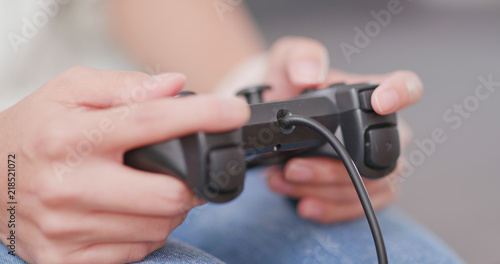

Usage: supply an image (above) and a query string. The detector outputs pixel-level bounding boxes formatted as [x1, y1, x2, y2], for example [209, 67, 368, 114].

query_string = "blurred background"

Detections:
[244, 0, 500, 263]
[1, 0, 499, 263]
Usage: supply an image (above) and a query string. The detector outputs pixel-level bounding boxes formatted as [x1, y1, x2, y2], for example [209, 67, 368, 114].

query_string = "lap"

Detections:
[0, 239, 223, 264]
[131, 239, 224, 264]
[0, 168, 464, 264]
[171, 168, 464, 264]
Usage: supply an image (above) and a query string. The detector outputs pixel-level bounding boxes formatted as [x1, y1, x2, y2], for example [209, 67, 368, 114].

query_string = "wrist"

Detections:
[0, 110, 9, 237]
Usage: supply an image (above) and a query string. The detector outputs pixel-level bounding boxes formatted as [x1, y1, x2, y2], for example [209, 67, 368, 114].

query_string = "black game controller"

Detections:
[124, 83, 400, 203]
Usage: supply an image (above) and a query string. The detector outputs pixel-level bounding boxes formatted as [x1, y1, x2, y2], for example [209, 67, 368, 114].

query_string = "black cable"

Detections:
[278, 113, 388, 264]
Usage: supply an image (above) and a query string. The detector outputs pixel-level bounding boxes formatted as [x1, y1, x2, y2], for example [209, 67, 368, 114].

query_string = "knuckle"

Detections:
[38, 181, 78, 207]
[40, 66, 95, 95]
[37, 182, 57, 205]
[38, 214, 68, 239]
[130, 104, 161, 127]
[30, 119, 75, 159]
[56, 65, 94, 85]
[113, 70, 150, 91]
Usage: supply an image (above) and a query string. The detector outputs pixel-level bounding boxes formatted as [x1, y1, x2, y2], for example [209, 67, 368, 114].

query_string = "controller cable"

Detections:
[278, 112, 388, 264]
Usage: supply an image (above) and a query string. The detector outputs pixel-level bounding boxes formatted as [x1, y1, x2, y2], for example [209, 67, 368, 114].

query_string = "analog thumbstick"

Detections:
[236, 85, 271, 104]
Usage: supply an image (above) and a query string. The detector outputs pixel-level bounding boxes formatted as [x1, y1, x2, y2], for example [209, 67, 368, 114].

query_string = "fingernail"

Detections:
[406, 80, 419, 99]
[302, 202, 323, 219]
[289, 60, 323, 85]
[286, 160, 313, 182]
[375, 89, 399, 114]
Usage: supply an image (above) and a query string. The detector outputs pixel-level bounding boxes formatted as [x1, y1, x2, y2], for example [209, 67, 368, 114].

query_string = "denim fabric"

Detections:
[131, 239, 224, 264]
[0, 239, 223, 264]
[170, 168, 465, 264]
[0, 168, 464, 263]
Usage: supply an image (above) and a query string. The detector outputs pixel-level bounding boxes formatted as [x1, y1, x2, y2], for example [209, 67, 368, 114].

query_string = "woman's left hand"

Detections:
[262, 37, 422, 223]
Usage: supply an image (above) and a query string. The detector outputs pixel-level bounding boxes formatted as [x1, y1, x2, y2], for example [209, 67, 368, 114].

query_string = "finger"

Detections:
[371, 70, 423, 114]
[109, 95, 250, 150]
[282, 157, 352, 184]
[297, 189, 398, 223]
[42, 211, 186, 244]
[267, 168, 390, 203]
[44, 66, 186, 109]
[321, 68, 389, 88]
[70, 241, 165, 264]
[39, 162, 205, 217]
[320, 69, 423, 115]
[283, 155, 413, 185]
[264, 37, 329, 101]
[37, 95, 250, 154]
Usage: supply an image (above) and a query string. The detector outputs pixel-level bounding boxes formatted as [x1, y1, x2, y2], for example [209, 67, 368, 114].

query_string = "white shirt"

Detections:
[0, 0, 133, 111]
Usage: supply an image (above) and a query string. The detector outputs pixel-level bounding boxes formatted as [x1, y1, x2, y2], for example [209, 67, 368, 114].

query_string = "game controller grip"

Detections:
[300, 88, 400, 178]
[124, 130, 246, 203]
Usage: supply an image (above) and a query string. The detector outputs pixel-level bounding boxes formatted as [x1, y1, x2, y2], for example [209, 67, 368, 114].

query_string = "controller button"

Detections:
[365, 126, 400, 169]
[358, 89, 374, 111]
[236, 85, 271, 104]
[207, 147, 246, 193]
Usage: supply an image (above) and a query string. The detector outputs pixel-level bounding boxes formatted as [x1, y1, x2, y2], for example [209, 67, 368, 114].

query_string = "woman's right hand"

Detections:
[0, 66, 250, 264]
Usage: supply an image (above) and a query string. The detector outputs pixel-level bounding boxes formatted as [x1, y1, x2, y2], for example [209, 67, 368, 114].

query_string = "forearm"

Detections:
[109, 0, 264, 93]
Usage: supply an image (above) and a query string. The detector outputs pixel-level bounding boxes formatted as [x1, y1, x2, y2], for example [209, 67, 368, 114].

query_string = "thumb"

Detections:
[371, 70, 423, 115]
[264, 37, 329, 101]
[40, 66, 186, 109]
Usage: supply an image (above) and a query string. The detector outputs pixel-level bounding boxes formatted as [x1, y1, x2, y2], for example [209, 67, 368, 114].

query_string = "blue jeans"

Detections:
[1, 168, 463, 263]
